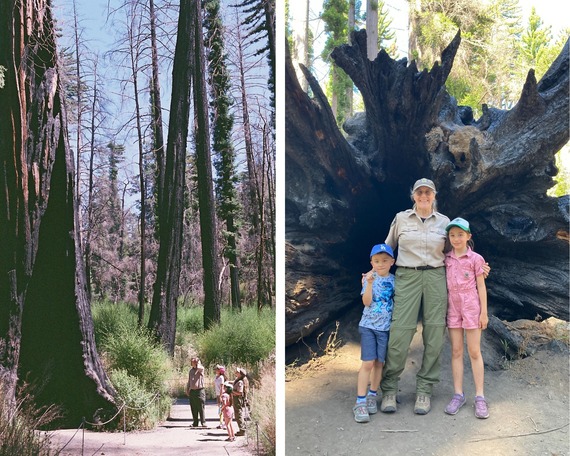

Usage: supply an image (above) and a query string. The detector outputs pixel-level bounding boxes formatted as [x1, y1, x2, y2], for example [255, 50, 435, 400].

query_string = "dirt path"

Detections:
[49, 398, 255, 455]
[286, 325, 570, 456]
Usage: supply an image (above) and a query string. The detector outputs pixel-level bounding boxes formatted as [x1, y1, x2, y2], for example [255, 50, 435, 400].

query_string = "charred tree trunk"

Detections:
[145, 0, 166, 325]
[193, 1, 221, 329]
[285, 31, 569, 345]
[0, 0, 115, 423]
[149, 0, 194, 354]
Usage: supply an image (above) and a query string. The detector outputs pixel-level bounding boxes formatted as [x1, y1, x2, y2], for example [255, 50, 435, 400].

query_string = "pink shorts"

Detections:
[223, 406, 234, 421]
[447, 289, 481, 329]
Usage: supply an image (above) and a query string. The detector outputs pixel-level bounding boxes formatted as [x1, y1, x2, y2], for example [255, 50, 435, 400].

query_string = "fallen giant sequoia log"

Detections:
[285, 31, 569, 346]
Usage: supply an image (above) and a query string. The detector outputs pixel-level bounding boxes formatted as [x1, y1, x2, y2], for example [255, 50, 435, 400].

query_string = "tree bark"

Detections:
[149, 0, 194, 354]
[146, 0, 165, 325]
[193, 0, 221, 329]
[285, 32, 569, 345]
[0, 0, 115, 423]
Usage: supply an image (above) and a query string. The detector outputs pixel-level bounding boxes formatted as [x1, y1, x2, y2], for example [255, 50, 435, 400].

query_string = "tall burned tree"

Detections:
[0, 0, 115, 423]
[145, 0, 166, 325]
[194, 1, 221, 328]
[148, 0, 195, 353]
[285, 32, 569, 345]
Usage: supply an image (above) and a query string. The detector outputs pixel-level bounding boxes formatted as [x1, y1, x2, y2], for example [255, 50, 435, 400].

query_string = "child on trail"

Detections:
[221, 381, 236, 441]
[214, 365, 226, 429]
[443, 218, 489, 419]
[353, 243, 395, 423]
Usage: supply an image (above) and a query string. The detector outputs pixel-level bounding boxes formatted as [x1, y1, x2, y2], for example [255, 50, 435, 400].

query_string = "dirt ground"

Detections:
[48, 398, 256, 455]
[285, 322, 570, 456]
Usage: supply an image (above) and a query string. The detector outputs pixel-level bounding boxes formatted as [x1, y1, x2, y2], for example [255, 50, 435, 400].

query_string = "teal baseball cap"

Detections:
[370, 244, 394, 258]
[446, 217, 470, 233]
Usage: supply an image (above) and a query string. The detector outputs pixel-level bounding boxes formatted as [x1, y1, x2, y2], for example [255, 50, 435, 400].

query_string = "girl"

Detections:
[443, 217, 489, 419]
[221, 382, 235, 441]
[214, 365, 226, 429]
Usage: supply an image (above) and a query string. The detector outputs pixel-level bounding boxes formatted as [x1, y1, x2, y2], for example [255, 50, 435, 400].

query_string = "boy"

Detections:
[353, 244, 396, 423]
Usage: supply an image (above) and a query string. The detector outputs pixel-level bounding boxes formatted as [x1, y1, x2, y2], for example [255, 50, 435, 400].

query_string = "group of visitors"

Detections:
[353, 178, 490, 423]
[185, 358, 249, 442]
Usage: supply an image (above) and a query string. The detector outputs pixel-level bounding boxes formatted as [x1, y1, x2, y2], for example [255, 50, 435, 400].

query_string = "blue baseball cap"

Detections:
[370, 244, 394, 258]
[446, 217, 470, 233]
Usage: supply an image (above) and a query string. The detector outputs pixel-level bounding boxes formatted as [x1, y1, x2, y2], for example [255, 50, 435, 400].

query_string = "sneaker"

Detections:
[366, 394, 378, 414]
[380, 394, 397, 413]
[414, 395, 431, 415]
[353, 403, 370, 423]
[235, 430, 246, 436]
[444, 393, 466, 415]
[474, 396, 489, 419]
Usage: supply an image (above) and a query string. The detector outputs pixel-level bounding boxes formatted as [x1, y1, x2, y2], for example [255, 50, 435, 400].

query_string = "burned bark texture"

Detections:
[285, 30, 569, 346]
[148, 0, 195, 355]
[0, 0, 115, 424]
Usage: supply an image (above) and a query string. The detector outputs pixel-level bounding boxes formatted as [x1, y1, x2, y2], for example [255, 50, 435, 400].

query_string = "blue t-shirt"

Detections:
[359, 273, 395, 331]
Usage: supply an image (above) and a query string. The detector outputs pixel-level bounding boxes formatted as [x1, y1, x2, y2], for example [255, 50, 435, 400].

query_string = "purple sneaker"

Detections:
[444, 393, 466, 415]
[474, 396, 489, 419]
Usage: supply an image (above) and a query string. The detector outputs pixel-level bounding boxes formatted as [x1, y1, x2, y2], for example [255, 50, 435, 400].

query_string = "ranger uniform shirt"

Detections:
[187, 366, 204, 390]
[385, 209, 450, 268]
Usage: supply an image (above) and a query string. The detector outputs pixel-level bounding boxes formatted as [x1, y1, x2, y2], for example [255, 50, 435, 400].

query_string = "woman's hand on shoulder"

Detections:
[482, 262, 491, 278]
[362, 269, 374, 283]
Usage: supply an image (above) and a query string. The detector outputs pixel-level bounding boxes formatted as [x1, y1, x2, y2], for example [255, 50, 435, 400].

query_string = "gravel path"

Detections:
[49, 398, 255, 455]
[286, 324, 570, 456]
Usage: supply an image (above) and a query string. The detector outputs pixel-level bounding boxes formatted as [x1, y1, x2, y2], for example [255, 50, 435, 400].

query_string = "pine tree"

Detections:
[321, 0, 352, 125]
[234, 0, 276, 124]
[520, 7, 553, 79]
[204, 0, 241, 309]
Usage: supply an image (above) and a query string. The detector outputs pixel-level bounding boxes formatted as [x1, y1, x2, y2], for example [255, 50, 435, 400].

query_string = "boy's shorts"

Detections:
[359, 326, 389, 362]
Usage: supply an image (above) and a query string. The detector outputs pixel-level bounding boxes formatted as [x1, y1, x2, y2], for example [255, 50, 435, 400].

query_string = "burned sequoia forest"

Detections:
[285, 31, 569, 346]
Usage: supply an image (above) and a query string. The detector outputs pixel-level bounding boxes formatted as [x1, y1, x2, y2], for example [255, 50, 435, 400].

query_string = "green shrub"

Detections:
[176, 306, 203, 334]
[109, 370, 171, 431]
[91, 300, 138, 346]
[197, 307, 275, 366]
[175, 306, 203, 346]
[102, 325, 173, 429]
[104, 325, 171, 393]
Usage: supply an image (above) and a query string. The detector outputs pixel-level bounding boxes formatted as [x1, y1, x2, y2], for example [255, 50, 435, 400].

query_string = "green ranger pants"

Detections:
[380, 267, 448, 396]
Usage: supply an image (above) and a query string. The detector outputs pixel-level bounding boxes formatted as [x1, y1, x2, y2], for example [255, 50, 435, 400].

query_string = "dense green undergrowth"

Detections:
[0, 301, 275, 453]
[92, 300, 276, 453]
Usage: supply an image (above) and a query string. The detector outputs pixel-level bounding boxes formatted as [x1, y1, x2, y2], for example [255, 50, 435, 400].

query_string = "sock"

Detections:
[368, 390, 377, 397]
[356, 395, 366, 404]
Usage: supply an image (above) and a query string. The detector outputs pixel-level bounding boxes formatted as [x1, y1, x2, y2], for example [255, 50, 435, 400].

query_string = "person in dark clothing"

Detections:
[186, 357, 206, 427]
